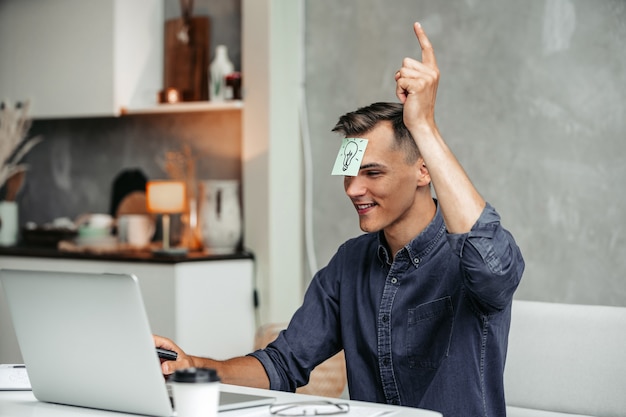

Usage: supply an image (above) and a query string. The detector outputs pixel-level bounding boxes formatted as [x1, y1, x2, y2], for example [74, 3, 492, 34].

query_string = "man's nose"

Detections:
[344, 175, 365, 197]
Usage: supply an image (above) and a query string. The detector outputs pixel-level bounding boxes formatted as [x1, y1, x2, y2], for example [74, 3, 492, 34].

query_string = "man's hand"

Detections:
[153, 334, 194, 375]
[153, 334, 270, 388]
[395, 22, 485, 233]
[395, 22, 440, 131]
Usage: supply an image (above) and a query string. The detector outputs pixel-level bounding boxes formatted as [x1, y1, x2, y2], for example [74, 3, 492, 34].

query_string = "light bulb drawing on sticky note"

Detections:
[332, 138, 368, 176]
[343, 140, 359, 171]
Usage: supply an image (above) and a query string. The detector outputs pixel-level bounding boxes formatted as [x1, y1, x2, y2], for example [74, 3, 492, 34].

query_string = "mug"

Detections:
[118, 214, 155, 248]
[75, 213, 114, 238]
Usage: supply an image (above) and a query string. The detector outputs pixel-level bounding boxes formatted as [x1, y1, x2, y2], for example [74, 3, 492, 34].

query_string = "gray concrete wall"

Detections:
[304, 0, 626, 306]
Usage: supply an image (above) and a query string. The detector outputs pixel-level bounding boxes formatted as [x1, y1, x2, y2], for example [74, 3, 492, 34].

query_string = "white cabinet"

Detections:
[0, 255, 256, 363]
[0, 0, 163, 118]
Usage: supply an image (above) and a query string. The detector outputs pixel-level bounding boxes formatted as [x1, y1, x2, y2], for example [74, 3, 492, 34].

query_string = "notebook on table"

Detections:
[0, 268, 274, 416]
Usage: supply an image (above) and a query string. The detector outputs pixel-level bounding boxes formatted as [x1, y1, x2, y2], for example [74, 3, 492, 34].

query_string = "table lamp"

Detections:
[146, 180, 188, 256]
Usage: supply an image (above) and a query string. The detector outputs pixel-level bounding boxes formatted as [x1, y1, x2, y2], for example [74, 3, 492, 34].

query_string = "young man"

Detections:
[155, 23, 524, 417]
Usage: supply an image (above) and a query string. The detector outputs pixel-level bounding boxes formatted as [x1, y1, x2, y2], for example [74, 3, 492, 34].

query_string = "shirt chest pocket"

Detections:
[406, 297, 454, 369]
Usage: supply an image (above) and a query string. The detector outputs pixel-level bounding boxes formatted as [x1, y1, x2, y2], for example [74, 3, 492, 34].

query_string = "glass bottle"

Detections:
[209, 45, 234, 101]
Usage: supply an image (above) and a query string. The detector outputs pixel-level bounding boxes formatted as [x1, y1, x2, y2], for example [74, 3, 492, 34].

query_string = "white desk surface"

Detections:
[0, 383, 442, 417]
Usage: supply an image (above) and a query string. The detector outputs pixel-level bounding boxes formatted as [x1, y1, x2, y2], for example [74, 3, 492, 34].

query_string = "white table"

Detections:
[0, 383, 442, 417]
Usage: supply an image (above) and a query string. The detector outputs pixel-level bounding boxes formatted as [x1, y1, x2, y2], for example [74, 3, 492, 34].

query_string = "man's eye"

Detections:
[365, 171, 382, 177]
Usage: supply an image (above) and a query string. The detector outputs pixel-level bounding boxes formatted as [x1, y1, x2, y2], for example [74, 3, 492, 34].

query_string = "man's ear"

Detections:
[417, 158, 431, 186]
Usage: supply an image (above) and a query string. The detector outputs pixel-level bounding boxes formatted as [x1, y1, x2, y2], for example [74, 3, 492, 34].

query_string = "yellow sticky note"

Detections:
[331, 138, 368, 176]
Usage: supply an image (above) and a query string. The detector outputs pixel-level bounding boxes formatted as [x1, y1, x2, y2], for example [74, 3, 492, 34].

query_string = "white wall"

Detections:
[242, 0, 305, 324]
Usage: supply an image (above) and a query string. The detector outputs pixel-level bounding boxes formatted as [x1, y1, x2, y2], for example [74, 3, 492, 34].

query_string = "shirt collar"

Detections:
[377, 199, 446, 265]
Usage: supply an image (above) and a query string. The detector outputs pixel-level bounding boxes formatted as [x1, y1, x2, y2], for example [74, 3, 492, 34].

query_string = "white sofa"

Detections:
[504, 300, 626, 417]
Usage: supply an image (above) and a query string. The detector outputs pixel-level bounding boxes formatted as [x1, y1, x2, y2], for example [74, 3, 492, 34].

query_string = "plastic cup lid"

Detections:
[171, 367, 220, 383]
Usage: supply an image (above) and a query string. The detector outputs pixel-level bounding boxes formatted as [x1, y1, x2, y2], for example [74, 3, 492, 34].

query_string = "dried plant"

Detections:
[0, 101, 43, 196]
[158, 144, 197, 199]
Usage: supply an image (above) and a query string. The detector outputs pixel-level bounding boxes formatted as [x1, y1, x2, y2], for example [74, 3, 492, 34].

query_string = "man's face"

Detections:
[343, 121, 424, 233]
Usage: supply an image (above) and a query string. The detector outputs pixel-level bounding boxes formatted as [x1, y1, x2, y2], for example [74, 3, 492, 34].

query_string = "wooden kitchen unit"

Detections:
[0, 249, 256, 364]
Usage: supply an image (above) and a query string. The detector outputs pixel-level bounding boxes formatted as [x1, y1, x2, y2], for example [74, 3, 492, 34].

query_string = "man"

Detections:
[155, 23, 524, 417]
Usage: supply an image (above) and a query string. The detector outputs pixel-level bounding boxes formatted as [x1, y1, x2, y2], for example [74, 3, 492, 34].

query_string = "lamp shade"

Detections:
[146, 181, 186, 214]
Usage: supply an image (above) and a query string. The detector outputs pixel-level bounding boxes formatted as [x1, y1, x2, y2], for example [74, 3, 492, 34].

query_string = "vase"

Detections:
[209, 45, 234, 101]
[199, 180, 242, 254]
[0, 201, 19, 246]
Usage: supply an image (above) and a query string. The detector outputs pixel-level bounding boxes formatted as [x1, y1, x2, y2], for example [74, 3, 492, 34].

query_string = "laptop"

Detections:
[0, 268, 275, 416]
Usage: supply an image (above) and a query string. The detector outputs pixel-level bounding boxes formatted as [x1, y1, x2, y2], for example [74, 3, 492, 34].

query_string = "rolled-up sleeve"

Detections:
[247, 348, 295, 391]
[246, 257, 344, 392]
[446, 202, 525, 311]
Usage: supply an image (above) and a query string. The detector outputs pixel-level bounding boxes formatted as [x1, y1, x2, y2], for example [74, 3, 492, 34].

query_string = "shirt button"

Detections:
[383, 358, 390, 366]
[390, 277, 398, 284]
[413, 258, 420, 264]
[382, 315, 389, 322]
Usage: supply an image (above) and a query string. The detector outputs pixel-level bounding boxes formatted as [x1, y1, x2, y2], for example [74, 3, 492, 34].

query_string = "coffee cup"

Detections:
[170, 368, 221, 417]
[117, 214, 155, 248]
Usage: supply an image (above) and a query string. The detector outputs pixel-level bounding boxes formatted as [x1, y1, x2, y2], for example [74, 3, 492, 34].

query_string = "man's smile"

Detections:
[354, 202, 377, 215]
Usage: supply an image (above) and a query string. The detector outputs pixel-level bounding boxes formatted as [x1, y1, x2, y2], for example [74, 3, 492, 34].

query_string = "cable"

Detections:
[300, 89, 319, 278]
[299, 2, 319, 278]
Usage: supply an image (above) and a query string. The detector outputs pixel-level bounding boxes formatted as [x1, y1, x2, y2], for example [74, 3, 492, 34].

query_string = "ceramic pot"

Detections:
[199, 180, 242, 254]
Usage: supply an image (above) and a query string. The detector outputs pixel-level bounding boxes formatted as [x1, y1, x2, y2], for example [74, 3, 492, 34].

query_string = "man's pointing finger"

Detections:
[413, 22, 437, 68]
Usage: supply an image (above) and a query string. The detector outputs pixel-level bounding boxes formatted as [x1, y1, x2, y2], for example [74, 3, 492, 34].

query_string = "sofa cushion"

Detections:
[504, 300, 626, 417]
[507, 406, 594, 417]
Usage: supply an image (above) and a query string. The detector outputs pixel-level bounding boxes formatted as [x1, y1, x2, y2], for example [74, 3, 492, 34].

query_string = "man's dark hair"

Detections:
[332, 102, 420, 163]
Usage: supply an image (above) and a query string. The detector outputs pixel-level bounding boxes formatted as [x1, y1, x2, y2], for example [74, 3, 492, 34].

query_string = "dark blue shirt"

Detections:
[250, 201, 524, 417]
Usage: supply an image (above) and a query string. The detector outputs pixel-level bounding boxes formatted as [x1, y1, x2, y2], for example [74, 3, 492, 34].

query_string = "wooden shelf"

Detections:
[120, 100, 243, 115]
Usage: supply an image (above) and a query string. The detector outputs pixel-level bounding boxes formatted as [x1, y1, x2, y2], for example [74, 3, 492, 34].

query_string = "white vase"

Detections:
[209, 45, 234, 101]
[0, 201, 19, 246]
[199, 180, 242, 254]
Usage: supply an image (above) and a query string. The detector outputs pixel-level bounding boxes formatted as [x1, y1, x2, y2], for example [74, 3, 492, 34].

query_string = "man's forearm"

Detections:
[191, 355, 270, 389]
[413, 124, 486, 233]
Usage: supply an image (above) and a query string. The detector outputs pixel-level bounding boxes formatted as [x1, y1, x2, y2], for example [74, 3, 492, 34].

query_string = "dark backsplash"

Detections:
[12, 111, 242, 227]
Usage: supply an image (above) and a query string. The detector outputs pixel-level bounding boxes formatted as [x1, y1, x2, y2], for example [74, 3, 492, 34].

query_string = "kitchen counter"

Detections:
[0, 245, 254, 263]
